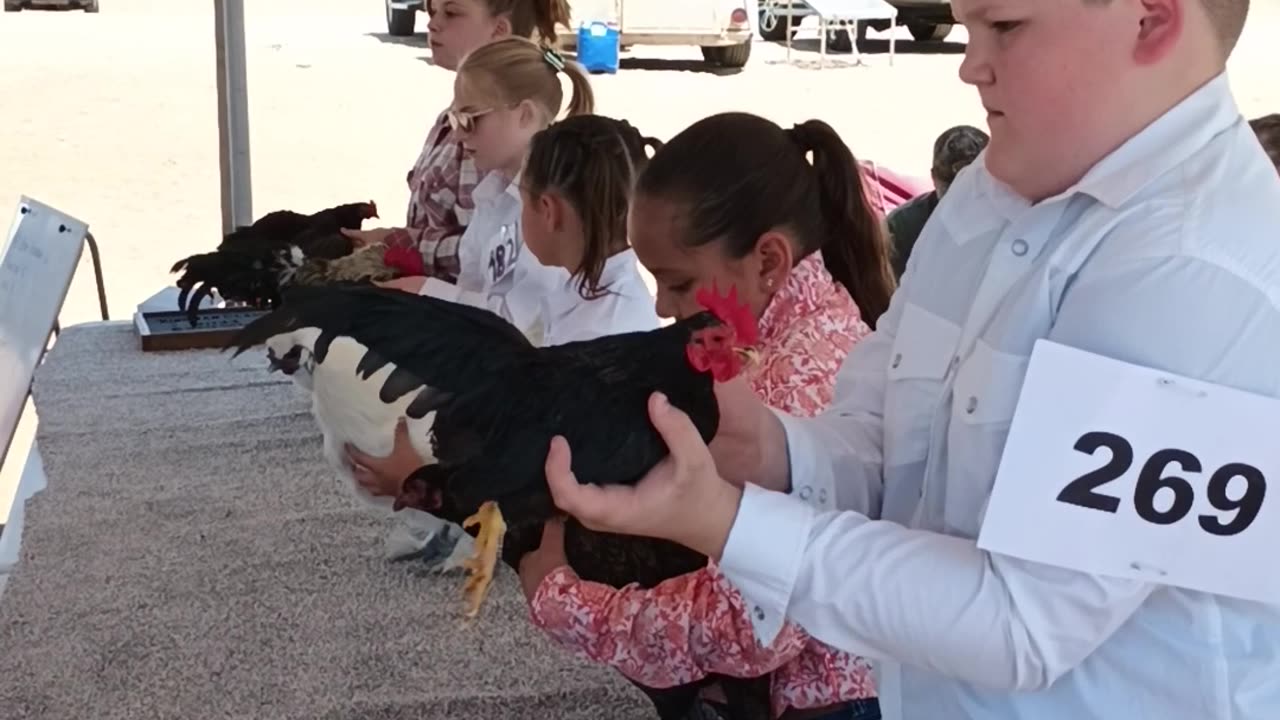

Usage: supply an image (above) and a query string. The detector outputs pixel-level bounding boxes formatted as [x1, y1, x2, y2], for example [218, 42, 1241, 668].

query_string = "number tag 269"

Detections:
[1060, 431, 1266, 537]
[977, 340, 1280, 604]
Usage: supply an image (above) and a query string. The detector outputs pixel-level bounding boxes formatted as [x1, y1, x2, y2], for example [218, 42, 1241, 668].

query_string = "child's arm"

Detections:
[381, 122, 476, 282]
[529, 562, 811, 688]
[383, 224, 464, 282]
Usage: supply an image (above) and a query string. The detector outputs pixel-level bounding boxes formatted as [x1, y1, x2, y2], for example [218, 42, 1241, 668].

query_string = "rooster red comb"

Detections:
[694, 281, 759, 345]
[383, 245, 425, 277]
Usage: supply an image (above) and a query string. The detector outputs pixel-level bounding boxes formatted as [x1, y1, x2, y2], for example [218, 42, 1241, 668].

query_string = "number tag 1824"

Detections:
[976, 340, 1280, 604]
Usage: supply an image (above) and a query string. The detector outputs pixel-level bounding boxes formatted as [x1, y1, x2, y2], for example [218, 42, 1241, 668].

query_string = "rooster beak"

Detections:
[734, 347, 761, 367]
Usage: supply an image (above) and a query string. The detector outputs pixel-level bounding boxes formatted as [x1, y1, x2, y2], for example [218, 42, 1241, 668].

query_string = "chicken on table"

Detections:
[169, 200, 426, 327]
[229, 281, 760, 619]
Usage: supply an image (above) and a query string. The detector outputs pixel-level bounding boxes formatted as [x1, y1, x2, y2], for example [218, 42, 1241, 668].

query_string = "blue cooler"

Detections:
[576, 21, 620, 74]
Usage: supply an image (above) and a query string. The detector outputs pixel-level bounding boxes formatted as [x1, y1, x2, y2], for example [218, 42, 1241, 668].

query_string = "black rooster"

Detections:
[170, 200, 388, 326]
[228, 282, 773, 720]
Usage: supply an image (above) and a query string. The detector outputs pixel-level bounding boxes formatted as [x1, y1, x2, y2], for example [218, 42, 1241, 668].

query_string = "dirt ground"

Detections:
[1, 0, 1278, 511]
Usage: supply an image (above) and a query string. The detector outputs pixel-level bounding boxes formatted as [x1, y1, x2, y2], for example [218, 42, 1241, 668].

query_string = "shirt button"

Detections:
[754, 606, 766, 621]
[818, 489, 828, 504]
[891, 353, 902, 369]
[1011, 238, 1029, 256]
[799, 486, 813, 500]
[966, 396, 979, 414]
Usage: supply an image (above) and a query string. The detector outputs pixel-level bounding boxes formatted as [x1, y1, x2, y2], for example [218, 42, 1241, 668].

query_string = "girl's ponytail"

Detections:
[560, 60, 596, 117]
[786, 120, 896, 327]
[532, 0, 571, 45]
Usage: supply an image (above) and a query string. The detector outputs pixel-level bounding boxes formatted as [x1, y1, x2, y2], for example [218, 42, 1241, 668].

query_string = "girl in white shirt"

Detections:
[516, 113, 665, 345]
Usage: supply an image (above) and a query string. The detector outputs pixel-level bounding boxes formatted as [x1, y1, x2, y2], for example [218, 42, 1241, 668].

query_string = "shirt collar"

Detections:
[1067, 72, 1240, 209]
[598, 248, 639, 289]
[952, 72, 1241, 242]
[757, 253, 837, 346]
[473, 170, 522, 203]
[544, 249, 641, 317]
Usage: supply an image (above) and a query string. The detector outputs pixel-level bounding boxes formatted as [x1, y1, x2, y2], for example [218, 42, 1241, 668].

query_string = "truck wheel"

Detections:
[83, 0, 100, 12]
[701, 41, 751, 68]
[386, 1, 416, 37]
[908, 22, 953, 42]
[758, 10, 793, 42]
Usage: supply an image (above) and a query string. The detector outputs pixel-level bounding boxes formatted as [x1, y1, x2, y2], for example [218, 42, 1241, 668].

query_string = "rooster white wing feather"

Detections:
[266, 327, 472, 566]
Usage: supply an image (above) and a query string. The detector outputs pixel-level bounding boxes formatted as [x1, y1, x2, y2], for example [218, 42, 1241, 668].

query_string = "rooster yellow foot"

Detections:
[461, 501, 507, 619]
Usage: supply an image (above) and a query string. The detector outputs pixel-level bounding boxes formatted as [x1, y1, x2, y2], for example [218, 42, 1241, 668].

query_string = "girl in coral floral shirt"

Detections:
[518, 112, 897, 720]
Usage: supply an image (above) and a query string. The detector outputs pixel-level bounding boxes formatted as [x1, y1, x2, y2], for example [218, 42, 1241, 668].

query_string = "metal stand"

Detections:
[214, 0, 254, 234]
[84, 231, 109, 321]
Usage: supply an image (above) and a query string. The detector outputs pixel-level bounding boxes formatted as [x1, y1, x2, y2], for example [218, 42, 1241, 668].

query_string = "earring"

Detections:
[766, 278, 775, 289]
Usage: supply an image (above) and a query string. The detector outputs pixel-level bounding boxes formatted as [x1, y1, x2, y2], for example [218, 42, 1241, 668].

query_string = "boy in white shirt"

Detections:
[544, 1, 1280, 718]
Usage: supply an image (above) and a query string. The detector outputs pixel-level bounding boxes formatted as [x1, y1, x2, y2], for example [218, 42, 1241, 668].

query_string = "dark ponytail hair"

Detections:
[484, 0, 572, 45]
[634, 112, 896, 326]
[524, 114, 662, 299]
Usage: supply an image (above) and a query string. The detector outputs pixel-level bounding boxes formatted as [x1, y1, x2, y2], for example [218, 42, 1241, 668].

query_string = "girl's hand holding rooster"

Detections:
[346, 420, 425, 498]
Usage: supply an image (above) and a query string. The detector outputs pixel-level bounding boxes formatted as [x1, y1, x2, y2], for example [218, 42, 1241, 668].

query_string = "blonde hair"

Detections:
[457, 37, 594, 122]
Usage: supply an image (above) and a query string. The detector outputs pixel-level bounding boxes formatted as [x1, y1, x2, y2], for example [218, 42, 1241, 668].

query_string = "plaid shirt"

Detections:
[383, 110, 480, 282]
[530, 255, 877, 719]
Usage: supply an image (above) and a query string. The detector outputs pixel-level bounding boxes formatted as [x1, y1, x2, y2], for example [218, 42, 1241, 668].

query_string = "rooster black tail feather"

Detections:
[224, 284, 368, 358]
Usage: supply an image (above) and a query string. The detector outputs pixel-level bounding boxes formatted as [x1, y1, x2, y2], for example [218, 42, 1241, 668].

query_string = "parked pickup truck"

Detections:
[386, 0, 756, 68]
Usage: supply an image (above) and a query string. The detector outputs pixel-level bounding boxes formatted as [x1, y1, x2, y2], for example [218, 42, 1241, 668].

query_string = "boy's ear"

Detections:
[1133, 0, 1183, 64]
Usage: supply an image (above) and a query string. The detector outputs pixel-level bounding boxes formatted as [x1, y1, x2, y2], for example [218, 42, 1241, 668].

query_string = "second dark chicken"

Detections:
[170, 200, 417, 326]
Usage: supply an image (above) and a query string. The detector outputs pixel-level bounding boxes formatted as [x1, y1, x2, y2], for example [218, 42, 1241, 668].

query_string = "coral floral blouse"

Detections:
[529, 253, 876, 719]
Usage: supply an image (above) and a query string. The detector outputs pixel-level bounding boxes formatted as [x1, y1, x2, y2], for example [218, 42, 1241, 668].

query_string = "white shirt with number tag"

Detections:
[712, 73, 1280, 720]
[977, 339, 1278, 604]
[420, 171, 561, 339]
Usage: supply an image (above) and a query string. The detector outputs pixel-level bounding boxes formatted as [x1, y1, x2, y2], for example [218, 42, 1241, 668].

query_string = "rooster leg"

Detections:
[461, 501, 507, 619]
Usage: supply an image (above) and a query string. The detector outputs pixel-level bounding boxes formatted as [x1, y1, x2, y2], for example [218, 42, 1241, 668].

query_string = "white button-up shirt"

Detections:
[421, 171, 660, 345]
[718, 73, 1280, 719]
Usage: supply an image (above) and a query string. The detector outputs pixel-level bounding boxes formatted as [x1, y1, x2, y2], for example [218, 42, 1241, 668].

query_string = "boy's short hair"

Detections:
[1200, 0, 1250, 54]
[932, 125, 990, 187]
[1249, 113, 1280, 174]
[1086, 0, 1249, 55]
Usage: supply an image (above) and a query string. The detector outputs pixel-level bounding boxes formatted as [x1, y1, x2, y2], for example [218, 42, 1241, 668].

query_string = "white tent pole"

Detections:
[214, 0, 253, 234]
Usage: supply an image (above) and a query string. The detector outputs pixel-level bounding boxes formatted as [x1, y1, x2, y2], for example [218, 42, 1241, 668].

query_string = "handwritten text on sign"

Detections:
[977, 340, 1279, 604]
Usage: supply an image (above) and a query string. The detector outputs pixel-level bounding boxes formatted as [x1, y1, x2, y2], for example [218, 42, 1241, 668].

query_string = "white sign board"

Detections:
[978, 339, 1280, 604]
[0, 198, 88, 470]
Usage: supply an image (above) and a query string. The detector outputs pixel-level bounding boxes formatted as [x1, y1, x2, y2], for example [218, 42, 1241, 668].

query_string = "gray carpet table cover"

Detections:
[0, 322, 653, 719]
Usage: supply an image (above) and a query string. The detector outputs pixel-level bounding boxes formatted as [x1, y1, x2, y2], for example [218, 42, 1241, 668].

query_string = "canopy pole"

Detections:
[214, 0, 253, 234]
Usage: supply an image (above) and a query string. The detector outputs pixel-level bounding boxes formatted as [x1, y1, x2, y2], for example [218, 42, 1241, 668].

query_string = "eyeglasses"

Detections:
[446, 107, 495, 134]
[446, 102, 519, 134]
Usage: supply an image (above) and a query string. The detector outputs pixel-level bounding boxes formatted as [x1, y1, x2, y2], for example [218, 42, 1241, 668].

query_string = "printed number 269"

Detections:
[1056, 431, 1268, 537]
